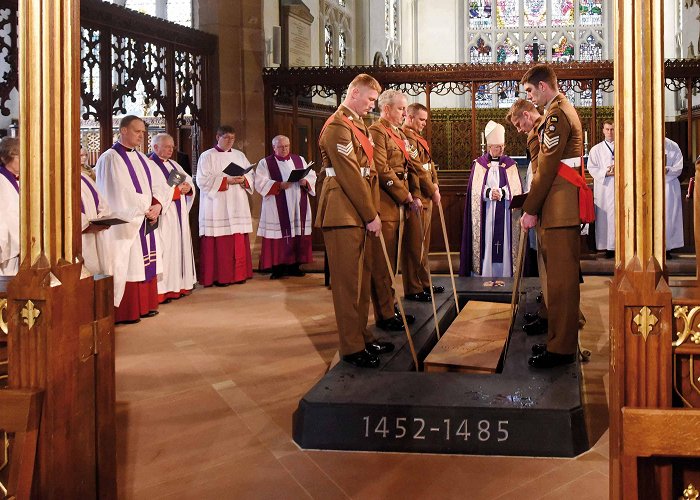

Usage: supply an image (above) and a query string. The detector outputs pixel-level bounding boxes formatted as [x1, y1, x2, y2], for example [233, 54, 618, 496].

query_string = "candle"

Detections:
[481, 132, 485, 145]
[584, 130, 588, 143]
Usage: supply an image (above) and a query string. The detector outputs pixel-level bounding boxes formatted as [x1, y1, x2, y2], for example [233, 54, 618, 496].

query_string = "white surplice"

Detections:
[153, 158, 197, 295]
[0, 170, 19, 276]
[665, 138, 684, 250]
[196, 147, 254, 237]
[587, 140, 616, 251]
[80, 173, 113, 276]
[254, 156, 317, 239]
[95, 146, 171, 306]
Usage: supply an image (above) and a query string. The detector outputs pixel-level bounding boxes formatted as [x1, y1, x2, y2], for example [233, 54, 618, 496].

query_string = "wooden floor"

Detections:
[116, 273, 611, 499]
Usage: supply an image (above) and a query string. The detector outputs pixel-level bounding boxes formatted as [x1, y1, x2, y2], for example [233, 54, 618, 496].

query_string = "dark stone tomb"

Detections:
[292, 277, 589, 457]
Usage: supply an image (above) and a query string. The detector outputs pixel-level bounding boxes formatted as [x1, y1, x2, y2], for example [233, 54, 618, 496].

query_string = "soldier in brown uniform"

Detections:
[316, 73, 394, 368]
[507, 99, 549, 330]
[402, 102, 444, 298]
[519, 64, 583, 368]
[368, 89, 422, 331]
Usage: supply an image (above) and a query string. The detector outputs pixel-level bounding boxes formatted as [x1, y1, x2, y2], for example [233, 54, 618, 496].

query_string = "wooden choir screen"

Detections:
[0, 0, 217, 165]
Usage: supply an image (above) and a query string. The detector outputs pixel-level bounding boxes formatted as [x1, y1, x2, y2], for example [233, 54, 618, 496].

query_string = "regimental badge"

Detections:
[549, 116, 558, 123]
[549, 125, 555, 131]
[387, 180, 394, 187]
[542, 133, 560, 150]
[336, 143, 353, 156]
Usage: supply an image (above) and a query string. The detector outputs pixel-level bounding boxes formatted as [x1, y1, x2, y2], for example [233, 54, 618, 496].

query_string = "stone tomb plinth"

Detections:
[424, 300, 511, 374]
[293, 277, 589, 457]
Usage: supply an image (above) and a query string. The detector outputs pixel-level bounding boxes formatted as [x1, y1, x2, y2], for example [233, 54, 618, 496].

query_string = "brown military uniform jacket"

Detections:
[315, 105, 379, 229]
[527, 115, 545, 174]
[403, 126, 438, 204]
[522, 93, 583, 229]
[369, 118, 416, 222]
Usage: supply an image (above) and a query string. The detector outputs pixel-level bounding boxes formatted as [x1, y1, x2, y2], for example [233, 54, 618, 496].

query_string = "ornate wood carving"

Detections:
[0, 4, 17, 118]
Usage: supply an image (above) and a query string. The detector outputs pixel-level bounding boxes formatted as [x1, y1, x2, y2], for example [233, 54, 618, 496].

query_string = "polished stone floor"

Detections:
[116, 273, 611, 499]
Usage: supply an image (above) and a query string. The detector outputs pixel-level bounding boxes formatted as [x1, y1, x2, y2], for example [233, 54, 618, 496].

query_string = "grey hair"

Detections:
[378, 89, 406, 110]
[151, 132, 174, 148]
[272, 135, 290, 147]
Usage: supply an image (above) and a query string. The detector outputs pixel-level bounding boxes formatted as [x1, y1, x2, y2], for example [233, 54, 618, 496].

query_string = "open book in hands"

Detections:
[286, 162, 315, 183]
[223, 162, 254, 177]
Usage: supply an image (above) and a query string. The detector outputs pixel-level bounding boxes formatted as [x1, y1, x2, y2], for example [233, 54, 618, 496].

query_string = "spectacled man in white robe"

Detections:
[196, 125, 254, 286]
[0, 138, 20, 276]
[95, 115, 170, 324]
[149, 133, 197, 302]
[586, 120, 615, 258]
[255, 135, 316, 279]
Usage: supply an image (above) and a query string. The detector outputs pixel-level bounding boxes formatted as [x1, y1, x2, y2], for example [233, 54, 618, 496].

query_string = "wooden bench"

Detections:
[424, 301, 511, 374]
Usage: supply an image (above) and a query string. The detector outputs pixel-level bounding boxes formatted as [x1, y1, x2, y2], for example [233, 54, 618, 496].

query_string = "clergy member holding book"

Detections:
[80, 163, 114, 277]
[95, 115, 170, 324]
[459, 120, 522, 277]
[196, 125, 255, 286]
[149, 133, 197, 302]
[0, 137, 20, 276]
[254, 135, 316, 279]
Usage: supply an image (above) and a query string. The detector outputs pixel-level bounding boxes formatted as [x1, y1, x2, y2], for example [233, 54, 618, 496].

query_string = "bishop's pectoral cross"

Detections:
[494, 241, 502, 255]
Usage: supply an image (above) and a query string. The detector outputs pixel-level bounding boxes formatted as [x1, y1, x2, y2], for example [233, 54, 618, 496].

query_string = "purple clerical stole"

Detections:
[0, 164, 19, 193]
[80, 174, 100, 214]
[476, 154, 516, 265]
[265, 154, 308, 241]
[112, 142, 157, 280]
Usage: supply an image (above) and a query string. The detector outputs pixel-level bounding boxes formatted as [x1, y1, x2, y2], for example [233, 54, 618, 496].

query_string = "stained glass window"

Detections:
[475, 84, 493, 108]
[524, 0, 545, 28]
[496, 35, 519, 64]
[551, 0, 574, 27]
[579, 0, 603, 26]
[469, 0, 492, 30]
[495, 0, 518, 29]
[469, 36, 492, 64]
[579, 33, 603, 61]
[339, 31, 347, 66]
[524, 37, 546, 63]
[497, 80, 519, 108]
[551, 32, 574, 62]
[324, 24, 333, 67]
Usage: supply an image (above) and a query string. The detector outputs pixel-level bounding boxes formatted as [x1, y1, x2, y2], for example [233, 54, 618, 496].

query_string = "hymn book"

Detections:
[286, 162, 314, 183]
[223, 162, 254, 177]
[89, 216, 128, 227]
[167, 169, 186, 187]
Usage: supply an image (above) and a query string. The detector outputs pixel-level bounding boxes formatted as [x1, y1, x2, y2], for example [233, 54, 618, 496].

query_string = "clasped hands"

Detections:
[278, 178, 310, 191]
[145, 203, 161, 225]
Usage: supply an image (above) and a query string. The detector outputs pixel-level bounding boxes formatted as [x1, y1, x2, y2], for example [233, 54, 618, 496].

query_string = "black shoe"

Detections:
[214, 281, 232, 287]
[426, 285, 445, 294]
[524, 312, 540, 323]
[604, 250, 615, 259]
[116, 318, 141, 325]
[286, 264, 305, 277]
[523, 317, 548, 335]
[269, 272, 284, 280]
[536, 292, 544, 304]
[342, 349, 380, 368]
[528, 350, 576, 368]
[666, 251, 674, 260]
[376, 314, 406, 331]
[365, 341, 395, 355]
[405, 291, 432, 302]
[531, 343, 547, 355]
[161, 298, 173, 304]
[394, 305, 415, 324]
[141, 310, 159, 318]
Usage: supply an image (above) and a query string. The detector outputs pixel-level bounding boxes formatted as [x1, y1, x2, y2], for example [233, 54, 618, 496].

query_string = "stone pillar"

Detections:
[609, 0, 673, 498]
[6, 0, 116, 496]
[198, 0, 266, 162]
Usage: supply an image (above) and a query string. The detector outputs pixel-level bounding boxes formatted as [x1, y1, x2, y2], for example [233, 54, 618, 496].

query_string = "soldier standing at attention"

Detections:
[520, 64, 584, 369]
[316, 74, 394, 369]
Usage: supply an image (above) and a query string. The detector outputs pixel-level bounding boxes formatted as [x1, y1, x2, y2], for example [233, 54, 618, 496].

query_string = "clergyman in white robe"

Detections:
[80, 173, 113, 276]
[149, 146, 197, 302]
[665, 138, 684, 251]
[196, 134, 254, 286]
[254, 137, 316, 278]
[587, 136, 616, 252]
[0, 161, 20, 276]
[95, 120, 171, 323]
